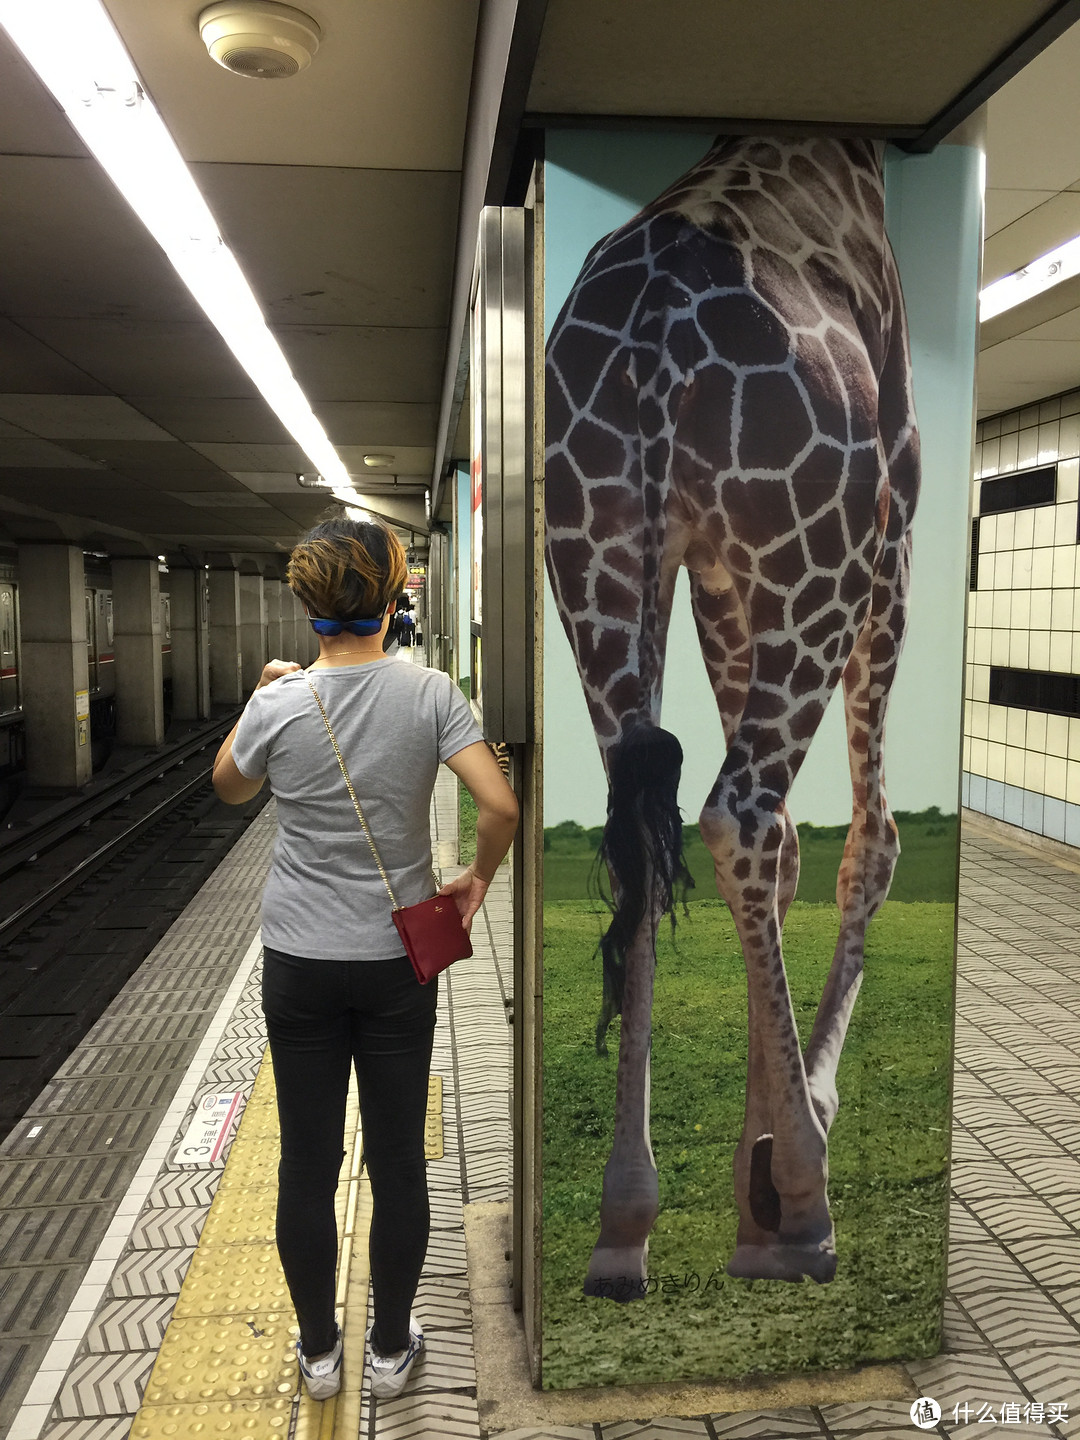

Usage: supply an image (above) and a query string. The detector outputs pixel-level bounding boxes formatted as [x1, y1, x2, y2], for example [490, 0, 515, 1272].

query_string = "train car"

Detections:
[0, 559, 24, 810]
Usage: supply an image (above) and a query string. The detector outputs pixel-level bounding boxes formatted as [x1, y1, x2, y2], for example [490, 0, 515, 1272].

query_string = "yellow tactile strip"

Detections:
[129, 1050, 444, 1438]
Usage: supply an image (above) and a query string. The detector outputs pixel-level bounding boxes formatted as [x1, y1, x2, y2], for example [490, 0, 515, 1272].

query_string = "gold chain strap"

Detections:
[305, 674, 400, 910]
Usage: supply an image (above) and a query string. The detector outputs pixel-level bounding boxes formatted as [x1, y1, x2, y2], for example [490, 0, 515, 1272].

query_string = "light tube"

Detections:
[0, 0, 355, 499]
[980, 232, 1080, 323]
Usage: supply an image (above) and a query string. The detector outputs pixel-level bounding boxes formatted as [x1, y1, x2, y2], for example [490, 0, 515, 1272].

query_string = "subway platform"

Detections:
[4, 781, 1080, 1439]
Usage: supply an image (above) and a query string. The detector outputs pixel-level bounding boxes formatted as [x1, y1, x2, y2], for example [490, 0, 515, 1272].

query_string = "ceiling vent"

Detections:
[198, 2, 321, 79]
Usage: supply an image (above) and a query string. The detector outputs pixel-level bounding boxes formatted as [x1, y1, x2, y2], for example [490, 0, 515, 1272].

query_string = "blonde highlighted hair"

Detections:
[287, 517, 407, 621]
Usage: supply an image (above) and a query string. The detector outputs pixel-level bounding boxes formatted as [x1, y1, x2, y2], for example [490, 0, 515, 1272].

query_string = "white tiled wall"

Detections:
[964, 388, 1080, 843]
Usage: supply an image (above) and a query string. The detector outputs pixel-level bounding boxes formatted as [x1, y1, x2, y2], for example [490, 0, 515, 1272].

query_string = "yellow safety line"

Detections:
[128, 1050, 444, 1439]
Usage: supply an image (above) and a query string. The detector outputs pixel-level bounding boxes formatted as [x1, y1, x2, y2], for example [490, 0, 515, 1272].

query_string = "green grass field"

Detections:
[541, 888, 954, 1389]
[543, 809, 959, 905]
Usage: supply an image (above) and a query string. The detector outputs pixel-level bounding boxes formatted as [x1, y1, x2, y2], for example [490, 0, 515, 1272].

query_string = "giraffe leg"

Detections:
[805, 527, 912, 1129]
[585, 882, 663, 1299]
[689, 573, 801, 1244]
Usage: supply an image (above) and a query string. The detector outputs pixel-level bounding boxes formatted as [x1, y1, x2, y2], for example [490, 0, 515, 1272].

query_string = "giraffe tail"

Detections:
[595, 722, 693, 1054]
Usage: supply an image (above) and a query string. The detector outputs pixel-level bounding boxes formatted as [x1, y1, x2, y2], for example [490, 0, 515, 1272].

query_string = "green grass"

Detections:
[541, 898, 953, 1388]
[544, 809, 959, 905]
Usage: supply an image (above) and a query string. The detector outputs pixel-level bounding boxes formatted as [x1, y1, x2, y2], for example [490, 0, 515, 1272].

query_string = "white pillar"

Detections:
[265, 578, 283, 663]
[18, 544, 93, 788]
[169, 566, 211, 720]
[112, 557, 164, 746]
[208, 568, 243, 707]
[239, 574, 266, 691]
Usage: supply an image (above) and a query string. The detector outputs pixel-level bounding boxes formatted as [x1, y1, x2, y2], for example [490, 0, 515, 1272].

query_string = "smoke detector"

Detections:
[198, 3, 321, 79]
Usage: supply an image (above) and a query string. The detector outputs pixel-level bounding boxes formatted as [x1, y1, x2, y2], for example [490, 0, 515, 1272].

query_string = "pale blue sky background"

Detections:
[542, 132, 980, 829]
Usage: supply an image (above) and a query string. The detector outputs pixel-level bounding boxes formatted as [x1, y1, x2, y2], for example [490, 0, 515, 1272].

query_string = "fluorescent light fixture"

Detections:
[980, 232, 1080, 322]
[0, 0, 354, 500]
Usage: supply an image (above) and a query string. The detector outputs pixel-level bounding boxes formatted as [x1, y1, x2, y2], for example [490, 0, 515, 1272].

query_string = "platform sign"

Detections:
[175, 1091, 243, 1165]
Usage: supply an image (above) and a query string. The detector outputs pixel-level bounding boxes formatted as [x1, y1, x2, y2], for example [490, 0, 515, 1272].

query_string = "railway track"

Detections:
[0, 716, 268, 1140]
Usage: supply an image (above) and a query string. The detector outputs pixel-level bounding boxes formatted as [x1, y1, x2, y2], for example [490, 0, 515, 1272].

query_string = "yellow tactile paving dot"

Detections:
[130, 1396, 293, 1438]
[132, 1044, 445, 1438]
[142, 1316, 297, 1404]
[171, 1241, 294, 1318]
[425, 1073, 444, 1159]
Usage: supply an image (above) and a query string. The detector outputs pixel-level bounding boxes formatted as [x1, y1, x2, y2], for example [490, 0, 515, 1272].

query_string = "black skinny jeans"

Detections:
[261, 947, 437, 1357]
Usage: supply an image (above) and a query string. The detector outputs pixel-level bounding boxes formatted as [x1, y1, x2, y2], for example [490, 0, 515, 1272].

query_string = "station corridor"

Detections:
[5, 787, 1080, 1440]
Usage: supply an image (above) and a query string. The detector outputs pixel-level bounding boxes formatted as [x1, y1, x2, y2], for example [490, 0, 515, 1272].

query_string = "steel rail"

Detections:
[0, 713, 239, 881]
[0, 762, 223, 941]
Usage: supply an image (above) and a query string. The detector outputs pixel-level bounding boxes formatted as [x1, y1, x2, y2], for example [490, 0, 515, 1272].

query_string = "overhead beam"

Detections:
[906, 0, 1080, 152]
[523, 113, 923, 140]
[430, 0, 549, 518]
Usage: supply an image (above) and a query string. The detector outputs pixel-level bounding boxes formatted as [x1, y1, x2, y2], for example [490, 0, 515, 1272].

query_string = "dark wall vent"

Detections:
[979, 465, 1056, 515]
[989, 665, 1080, 717]
[970, 517, 980, 591]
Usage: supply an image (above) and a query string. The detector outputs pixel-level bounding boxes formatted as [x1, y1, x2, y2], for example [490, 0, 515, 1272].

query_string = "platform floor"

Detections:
[4, 787, 1080, 1439]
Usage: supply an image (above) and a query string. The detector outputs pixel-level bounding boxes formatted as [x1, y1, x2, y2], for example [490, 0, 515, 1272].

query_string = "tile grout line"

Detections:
[6, 929, 265, 1440]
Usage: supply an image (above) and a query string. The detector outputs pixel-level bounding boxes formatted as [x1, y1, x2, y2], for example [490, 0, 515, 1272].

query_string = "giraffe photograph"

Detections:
[541, 133, 972, 1387]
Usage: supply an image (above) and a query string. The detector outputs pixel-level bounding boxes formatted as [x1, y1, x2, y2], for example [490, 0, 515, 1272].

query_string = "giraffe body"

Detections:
[545, 137, 919, 1294]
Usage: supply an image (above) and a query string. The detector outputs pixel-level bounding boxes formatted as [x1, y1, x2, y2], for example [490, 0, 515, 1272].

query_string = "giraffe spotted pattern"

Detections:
[545, 136, 919, 1293]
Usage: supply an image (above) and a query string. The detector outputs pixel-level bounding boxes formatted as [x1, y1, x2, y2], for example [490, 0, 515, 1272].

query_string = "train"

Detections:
[0, 551, 172, 811]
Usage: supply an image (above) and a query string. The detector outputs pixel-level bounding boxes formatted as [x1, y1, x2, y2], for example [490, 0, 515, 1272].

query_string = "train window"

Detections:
[105, 594, 114, 645]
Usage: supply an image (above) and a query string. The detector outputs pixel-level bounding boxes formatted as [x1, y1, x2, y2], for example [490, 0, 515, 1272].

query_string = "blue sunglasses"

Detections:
[309, 612, 385, 637]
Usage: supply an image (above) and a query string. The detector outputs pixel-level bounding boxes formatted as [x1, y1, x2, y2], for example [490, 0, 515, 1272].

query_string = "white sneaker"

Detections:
[367, 1314, 424, 1399]
[296, 1326, 343, 1401]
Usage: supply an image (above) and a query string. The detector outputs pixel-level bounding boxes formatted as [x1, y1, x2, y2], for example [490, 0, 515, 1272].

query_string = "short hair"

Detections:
[287, 516, 408, 621]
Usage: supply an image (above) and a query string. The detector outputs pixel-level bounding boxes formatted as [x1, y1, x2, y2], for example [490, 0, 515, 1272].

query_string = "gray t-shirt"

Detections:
[232, 659, 482, 960]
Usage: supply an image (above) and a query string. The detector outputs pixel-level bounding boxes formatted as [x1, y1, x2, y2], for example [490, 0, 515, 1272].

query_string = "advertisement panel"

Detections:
[541, 133, 979, 1388]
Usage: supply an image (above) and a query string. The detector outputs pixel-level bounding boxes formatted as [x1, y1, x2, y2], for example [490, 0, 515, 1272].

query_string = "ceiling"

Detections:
[978, 19, 1080, 416]
[0, 0, 1076, 562]
[0, 0, 478, 563]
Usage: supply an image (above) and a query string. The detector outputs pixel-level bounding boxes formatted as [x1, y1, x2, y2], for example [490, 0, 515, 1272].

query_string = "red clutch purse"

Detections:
[393, 895, 473, 984]
[306, 676, 472, 984]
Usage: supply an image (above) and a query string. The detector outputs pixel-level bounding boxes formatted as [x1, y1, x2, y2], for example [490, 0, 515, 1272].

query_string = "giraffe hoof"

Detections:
[583, 1246, 648, 1302]
[726, 1241, 837, 1285]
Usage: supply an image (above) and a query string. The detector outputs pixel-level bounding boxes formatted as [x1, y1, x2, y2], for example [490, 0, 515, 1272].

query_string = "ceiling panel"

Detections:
[57, 439, 225, 472]
[0, 157, 204, 322]
[984, 193, 1080, 285]
[0, 438, 102, 469]
[194, 164, 460, 328]
[270, 325, 445, 404]
[0, 395, 174, 441]
[121, 469, 249, 493]
[985, 187, 1060, 237]
[317, 402, 440, 446]
[978, 336, 1080, 415]
[0, 320, 110, 394]
[120, 396, 291, 444]
[0, 38, 88, 158]
[104, 0, 479, 171]
[16, 319, 256, 399]
[529, 0, 1048, 125]
[985, 22, 1080, 191]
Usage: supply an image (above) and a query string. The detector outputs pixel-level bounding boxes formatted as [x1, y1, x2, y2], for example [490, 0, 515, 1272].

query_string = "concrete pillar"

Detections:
[238, 574, 266, 691]
[17, 543, 93, 789]
[170, 567, 211, 720]
[281, 587, 298, 663]
[112, 557, 164, 746]
[208, 568, 243, 706]
[265, 579, 283, 663]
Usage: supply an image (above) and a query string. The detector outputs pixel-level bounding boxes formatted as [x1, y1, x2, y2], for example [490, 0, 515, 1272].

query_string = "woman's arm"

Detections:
[212, 659, 301, 805]
[440, 740, 520, 931]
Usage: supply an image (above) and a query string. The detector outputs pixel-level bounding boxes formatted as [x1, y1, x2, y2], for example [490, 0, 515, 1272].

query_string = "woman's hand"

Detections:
[438, 866, 491, 934]
[258, 658, 302, 689]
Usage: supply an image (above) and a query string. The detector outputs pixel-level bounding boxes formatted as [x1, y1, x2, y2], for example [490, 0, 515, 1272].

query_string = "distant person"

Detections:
[212, 517, 518, 1401]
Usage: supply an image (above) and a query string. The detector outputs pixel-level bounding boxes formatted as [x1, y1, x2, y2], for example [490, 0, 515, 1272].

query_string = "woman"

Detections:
[212, 517, 519, 1401]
